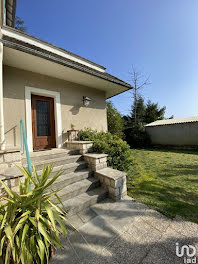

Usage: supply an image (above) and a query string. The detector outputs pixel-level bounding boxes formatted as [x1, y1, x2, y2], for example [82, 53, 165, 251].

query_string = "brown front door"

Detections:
[32, 95, 56, 150]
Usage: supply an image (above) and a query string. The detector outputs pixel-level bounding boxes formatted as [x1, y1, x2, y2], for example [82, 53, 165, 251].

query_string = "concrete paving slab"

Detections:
[159, 227, 192, 254]
[125, 217, 162, 244]
[65, 231, 98, 262]
[52, 198, 198, 263]
[170, 215, 198, 238]
[107, 233, 150, 264]
[51, 237, 80, 264]
[91, 197, 149, 233]
[77, 208, 97, 224]
[78, 215, 119, 252]
[142, 246, 177, 264]
[86, 249, 119, 264]
[140, 208, 171, 233]
[67, 214, 84, 232]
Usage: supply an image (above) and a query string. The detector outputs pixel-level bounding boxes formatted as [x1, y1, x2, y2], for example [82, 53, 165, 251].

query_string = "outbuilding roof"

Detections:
[145, 116, 198, 127]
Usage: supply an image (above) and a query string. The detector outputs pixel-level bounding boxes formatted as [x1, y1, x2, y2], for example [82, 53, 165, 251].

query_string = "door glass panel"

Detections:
[36, 100, 51, 136]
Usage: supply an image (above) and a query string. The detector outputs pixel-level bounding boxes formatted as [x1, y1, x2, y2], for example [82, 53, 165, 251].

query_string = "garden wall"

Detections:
[145, 122, 198, 147]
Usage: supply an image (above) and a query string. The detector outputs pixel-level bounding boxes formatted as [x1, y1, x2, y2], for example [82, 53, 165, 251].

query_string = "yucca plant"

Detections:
[0, 165, 70, 264]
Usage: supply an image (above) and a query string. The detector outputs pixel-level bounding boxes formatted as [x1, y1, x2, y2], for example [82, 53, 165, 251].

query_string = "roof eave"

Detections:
[2, 25, 107, 71]
[5, 0, 17, 27]
[1, 32, 132, 90]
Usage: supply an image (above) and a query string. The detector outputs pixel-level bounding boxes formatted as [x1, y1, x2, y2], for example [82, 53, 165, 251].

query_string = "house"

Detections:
[0, 0, 131, 153]
[0, 1, 129, 211]
[145, 116, 198, 147]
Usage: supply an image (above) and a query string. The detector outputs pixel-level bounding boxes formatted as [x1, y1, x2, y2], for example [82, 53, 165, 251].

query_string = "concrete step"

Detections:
[22, 149, 79, 164]
[53, 177, 100, 202]
[0, 161, 88, 181]
[41, 161, 88, 179]
[24, 155, 84, 170]
[63, 187, 108, 215]
[51, 169, 93, 188]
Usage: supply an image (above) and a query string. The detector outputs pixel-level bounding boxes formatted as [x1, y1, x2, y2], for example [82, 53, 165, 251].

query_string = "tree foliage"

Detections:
[15, 16, 27, 32]
[144, 100, 166, 124]
[123, 96, 167, 147]
[106, 101, 124, 138]
[130, 96, 145, 124]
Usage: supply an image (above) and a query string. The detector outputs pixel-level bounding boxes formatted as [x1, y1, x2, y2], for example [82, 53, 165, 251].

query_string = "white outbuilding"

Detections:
[145, 116, 198, 147]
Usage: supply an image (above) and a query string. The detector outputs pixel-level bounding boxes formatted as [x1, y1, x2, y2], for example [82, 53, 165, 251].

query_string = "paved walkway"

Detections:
[52, 197, 198, 264]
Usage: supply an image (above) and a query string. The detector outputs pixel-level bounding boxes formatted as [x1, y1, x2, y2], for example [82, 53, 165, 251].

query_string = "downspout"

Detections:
[0, 41, 5, 150]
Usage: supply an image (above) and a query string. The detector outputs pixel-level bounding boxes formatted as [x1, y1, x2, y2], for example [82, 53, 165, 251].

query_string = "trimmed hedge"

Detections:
[79, 129, 132, 172]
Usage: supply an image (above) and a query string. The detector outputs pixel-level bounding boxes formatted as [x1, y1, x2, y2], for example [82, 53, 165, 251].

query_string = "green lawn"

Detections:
[127, 148, 198, 223]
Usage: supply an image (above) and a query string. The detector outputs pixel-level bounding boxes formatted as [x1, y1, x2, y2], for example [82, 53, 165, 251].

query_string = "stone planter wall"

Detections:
[95, 168, 127, 201]
[83, 153, 108, 171]
[65, 141, 127, 201]
[0, 149, 22, 174]
[66, 141, 93, 154]
[0, 175, 24, 195]
[0, 165, 24, 195]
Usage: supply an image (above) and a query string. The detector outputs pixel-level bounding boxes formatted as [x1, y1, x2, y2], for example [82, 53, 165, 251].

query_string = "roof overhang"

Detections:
[5, 0, 17, 27]
[1, 26, 132, 99]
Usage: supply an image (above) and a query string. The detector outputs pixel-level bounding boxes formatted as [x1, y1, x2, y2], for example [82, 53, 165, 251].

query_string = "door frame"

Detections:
[25, 86, 62, 152]
[32, 94, 56, 150]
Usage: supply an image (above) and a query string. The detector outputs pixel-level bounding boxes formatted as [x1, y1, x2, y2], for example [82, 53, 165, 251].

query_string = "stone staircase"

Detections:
[0, 143, 127, 215]
[22, 148, 107, 215]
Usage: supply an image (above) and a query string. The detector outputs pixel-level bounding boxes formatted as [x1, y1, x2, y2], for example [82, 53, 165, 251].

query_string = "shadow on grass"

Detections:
[155, 164, 198, 178]
[128, 148, 198, 223]
[142, 147, 198, 156]
[128, 180, 198, 223]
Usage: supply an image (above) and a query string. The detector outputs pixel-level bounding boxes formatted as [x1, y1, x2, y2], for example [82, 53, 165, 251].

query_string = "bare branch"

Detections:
[129, 65, 151, 123]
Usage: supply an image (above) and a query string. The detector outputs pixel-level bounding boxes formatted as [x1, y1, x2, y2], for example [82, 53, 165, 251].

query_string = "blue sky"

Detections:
[16, 0, 198, 118]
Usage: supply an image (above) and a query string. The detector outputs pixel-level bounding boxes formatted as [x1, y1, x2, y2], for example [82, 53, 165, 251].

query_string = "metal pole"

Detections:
[20, 119, 32, 190]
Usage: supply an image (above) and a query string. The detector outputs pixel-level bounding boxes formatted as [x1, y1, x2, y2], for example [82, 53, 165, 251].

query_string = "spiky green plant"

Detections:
[0, 165, 70, 264]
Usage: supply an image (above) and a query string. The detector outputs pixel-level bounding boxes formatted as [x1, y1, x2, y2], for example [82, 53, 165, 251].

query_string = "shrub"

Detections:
[106, 101, 124, 138]
[79, 129, 132, 171]
[124, 123, 151, 148]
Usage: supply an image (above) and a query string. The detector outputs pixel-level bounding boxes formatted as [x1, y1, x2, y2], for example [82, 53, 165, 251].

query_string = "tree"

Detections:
[129, 66, 150, 124]
[123, 96, 167, 147]
[106, 101, 124, 138]
[144, 100, 166, 124]
[15, 16, 27, 32]
[131, 95, 145, 124]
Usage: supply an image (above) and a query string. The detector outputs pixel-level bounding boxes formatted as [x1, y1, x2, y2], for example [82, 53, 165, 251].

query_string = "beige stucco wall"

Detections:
[3, 65, 107, 149]
[146, 122, 198, 146]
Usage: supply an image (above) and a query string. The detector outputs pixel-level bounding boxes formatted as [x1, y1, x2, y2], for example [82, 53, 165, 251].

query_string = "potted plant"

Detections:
[67, 124, 79, 141]
[0, 165, 71, 264]
[70, 123, 75, 130]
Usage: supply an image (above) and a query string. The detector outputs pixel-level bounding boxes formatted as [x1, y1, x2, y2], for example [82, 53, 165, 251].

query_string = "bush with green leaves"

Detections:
[0, 165, 70, 264]
[106, 101, 124, 138]
[79, 129, 132, 171]
[124, 123, 151, 148]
